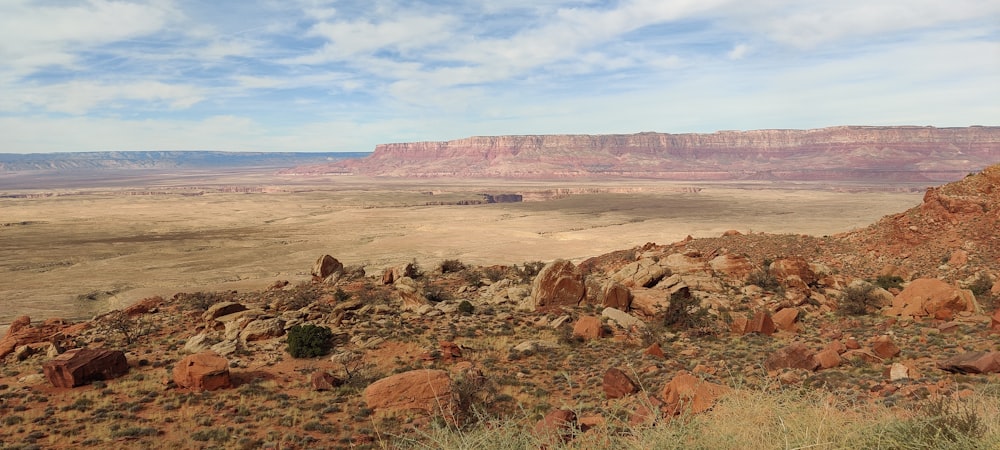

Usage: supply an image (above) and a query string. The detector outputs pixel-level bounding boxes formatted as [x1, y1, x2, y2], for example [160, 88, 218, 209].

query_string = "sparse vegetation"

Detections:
[839, 283, 884, 316]
[874, 274, 905, 291]
[662, 291, 711, 331]
[285, 324, 334, 358]
[440, 259, 467, 273]
[98, 310, 153, 345]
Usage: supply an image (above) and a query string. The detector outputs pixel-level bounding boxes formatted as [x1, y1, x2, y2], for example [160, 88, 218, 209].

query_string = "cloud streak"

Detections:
[0, 0, 997, 152]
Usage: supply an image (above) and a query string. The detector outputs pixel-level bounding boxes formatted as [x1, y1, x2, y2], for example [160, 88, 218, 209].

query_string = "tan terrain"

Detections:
[0, 175, 922, 332]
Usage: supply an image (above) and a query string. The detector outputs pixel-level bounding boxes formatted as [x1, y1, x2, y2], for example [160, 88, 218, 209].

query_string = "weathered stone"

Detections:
[601, 307, 645, 330]
[173, 351, 231, 391]
[1, 316, 74, 361]
[644, 342, 666, 358]
[990, 309, 1000, 333]
[772, 308, 799, 332]
[709, 254, 753, 281]
[887, 278, 978, 317]
[939, 352, 1000, 374]
[872, 335, 901, 360]
[814, 348, 842, 370]
[239, 318, 286, 342]
[123, 296, 164, 317]
[745, 311, 775, 336]
[764, 343, 819, 371]
[602, 367, 639, 399]
[533, 409, 577, 444]
[312, 255, 344, 283]
[43, 348, 128, 388]
[363, 369, 456, 417]
[663, 253, 708, 274]
[889, 363, 910, 381]
[311, 371, 343, 391]
[610, 258, 670, 288]
[602, 282, 632, 310]
[770, 258, 817, 286]
[661, 371, 730, 415]
[572, 316, 605, 340]
[530, 260, 586, 308]
[183, 333, 213, 354]
[203, 302, 248, 323]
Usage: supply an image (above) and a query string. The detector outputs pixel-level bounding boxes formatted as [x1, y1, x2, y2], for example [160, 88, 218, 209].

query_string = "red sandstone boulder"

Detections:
[661, 371, 730, 415]
[530, 259, 586, 309]
[43, 348, 128, 388]
[610, 257, 671, 288]
[363, 369, 456, 418]
[745, 311, 776, 336]
[1, 316, 75, 361]
[991, 309, 1000, 333]
[311, 371, 343, 391]
[173, 351, 231, 391]
[770, 258, 817, 286]
[312, 254, 344, 282]
[572, 316, 605, 340]
[602, 282, 631, 310]
[644, 342, 666, 358]
[533, 409, 577, 444]
[939, 352, 1000, 374]
[772, 308, 799, 332]
[872, 335, 901, 359]
[814, 348, 842, 370]
[603, 368, 639, 399]
[887, 278, 978, 317]
[765, 343, 819, 371]
[123, 296, 164, 317]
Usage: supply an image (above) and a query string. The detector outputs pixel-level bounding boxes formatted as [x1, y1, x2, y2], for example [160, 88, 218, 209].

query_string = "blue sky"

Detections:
[1, 0, 998, 153]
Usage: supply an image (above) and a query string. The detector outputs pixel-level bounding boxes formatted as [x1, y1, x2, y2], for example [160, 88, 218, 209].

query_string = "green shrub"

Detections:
[839, 283, 885, 316]
[458, 300, 474, 315]
[286, 324, 334, 358]
[663, 291, 710, 331]
[440, 259, 466, 273]
[747, 269, 780, 291]
[874, 275, 904, 290]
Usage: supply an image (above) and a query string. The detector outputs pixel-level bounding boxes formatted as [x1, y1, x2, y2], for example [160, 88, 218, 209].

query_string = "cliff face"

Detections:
[291, 126, 1000, 182]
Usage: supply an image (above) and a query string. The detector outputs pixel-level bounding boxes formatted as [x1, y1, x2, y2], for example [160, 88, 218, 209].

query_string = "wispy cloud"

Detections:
[0, 0, 997, 152]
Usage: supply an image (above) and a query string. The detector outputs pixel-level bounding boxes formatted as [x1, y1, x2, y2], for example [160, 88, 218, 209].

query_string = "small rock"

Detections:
[602, 368, 639, 399]
[571, 316, 604, 340]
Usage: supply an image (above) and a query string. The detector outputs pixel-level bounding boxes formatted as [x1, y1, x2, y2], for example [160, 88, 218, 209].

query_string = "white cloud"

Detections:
[727, 43, 750, 60]
[4, 81, 203, 115]
[286, 14, 457, 64]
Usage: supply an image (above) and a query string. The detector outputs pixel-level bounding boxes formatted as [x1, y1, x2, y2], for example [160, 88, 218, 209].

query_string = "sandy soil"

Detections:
[0, 174, 924, 331]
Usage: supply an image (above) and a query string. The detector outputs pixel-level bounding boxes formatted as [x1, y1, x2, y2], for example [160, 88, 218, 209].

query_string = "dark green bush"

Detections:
[440, 259, 466, 273]
[874, 275, 904, 291]
[839, 283, 883, 316]
[458, 300, 474, 315]
[286, 324, 334, 358]
[663, 291, 710, 331]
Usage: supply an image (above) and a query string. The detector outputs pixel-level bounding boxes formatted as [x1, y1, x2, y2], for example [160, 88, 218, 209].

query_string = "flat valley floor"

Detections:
[0, 172, 925, 332]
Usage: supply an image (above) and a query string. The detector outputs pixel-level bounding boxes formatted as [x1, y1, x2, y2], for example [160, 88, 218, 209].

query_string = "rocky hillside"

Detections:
[2, 166, 1000, 448]
[286, 126, 1000, 182]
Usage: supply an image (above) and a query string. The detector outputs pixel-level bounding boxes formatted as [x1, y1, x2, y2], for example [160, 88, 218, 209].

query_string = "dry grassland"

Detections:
[0, 173, 922, 331]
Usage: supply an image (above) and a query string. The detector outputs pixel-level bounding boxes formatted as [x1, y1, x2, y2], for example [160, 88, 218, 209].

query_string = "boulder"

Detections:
[183, 333, 213, 354]
[887, 278, 979, 317]
[764, 343, 819, 371]
[382, 263, 419, 285]
[663, 253, 708, 274]
[814, 348, 842, 370]
[770, 258, 817, 286]
[312, 255, 344, 283]
[42, 348, 128, 388]
[363, 369, 456, 417]
[611, 258, 671, 288]
[889, 363, 910, 381]
[948, 249, 969, 267]
[872, 335, 901, 360]
[661, 371, 730, 415]
[1, 316, 73, 361]
[239, 318, 286, 342]
[571, 316, 604, 340]
[601, 307, 645, 330]
[123, 296, 164, 317]
[644, 342, 666, 358]
[173, 351, 231, 391]
[529, 260, 586, 309]
[991, 309, 1000, 333]
[938, 352, 1000, 374]
[311, 371, 343, 391]
[772, 308, 799, 332]
[709, 254, 753, 281]
[203, 302, 248, 323]
[603, 368, 639, 399]
[533, 409, 577, 444]
[602, 282, 632, 310]
[745, 311, 775, 336]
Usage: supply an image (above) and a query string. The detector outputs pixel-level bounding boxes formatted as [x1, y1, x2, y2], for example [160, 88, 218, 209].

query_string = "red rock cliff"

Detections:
[291, 126, 1000, 182]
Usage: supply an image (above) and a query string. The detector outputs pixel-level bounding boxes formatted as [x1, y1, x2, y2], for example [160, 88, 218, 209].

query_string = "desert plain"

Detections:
[0, 170, 923, 333]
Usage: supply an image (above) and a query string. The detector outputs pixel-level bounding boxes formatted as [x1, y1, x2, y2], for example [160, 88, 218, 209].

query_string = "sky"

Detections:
[0, 0, 998, 153]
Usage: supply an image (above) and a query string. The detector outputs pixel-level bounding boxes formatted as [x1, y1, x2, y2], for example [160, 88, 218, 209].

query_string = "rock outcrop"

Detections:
[886, 278, 978, 317]
[173, 351, 232, 391]
[42, 348, 128, 388]
[528, 260, 586, 309]
[363, 369, 456, 418]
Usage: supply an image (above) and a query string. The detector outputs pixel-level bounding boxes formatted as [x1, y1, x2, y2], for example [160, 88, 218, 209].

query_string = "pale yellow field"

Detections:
[0, 174, 924, 331]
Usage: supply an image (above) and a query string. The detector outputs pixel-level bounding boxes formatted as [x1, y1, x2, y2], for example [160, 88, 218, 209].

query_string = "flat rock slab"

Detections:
[43, 348, 128, 388]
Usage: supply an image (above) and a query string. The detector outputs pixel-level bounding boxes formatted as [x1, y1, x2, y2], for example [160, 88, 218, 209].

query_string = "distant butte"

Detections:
[285, 126, 1000, 183]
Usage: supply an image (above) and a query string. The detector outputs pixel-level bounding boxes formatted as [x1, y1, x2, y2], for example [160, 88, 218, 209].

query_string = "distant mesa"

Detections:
[284, 126, 1000, 183]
